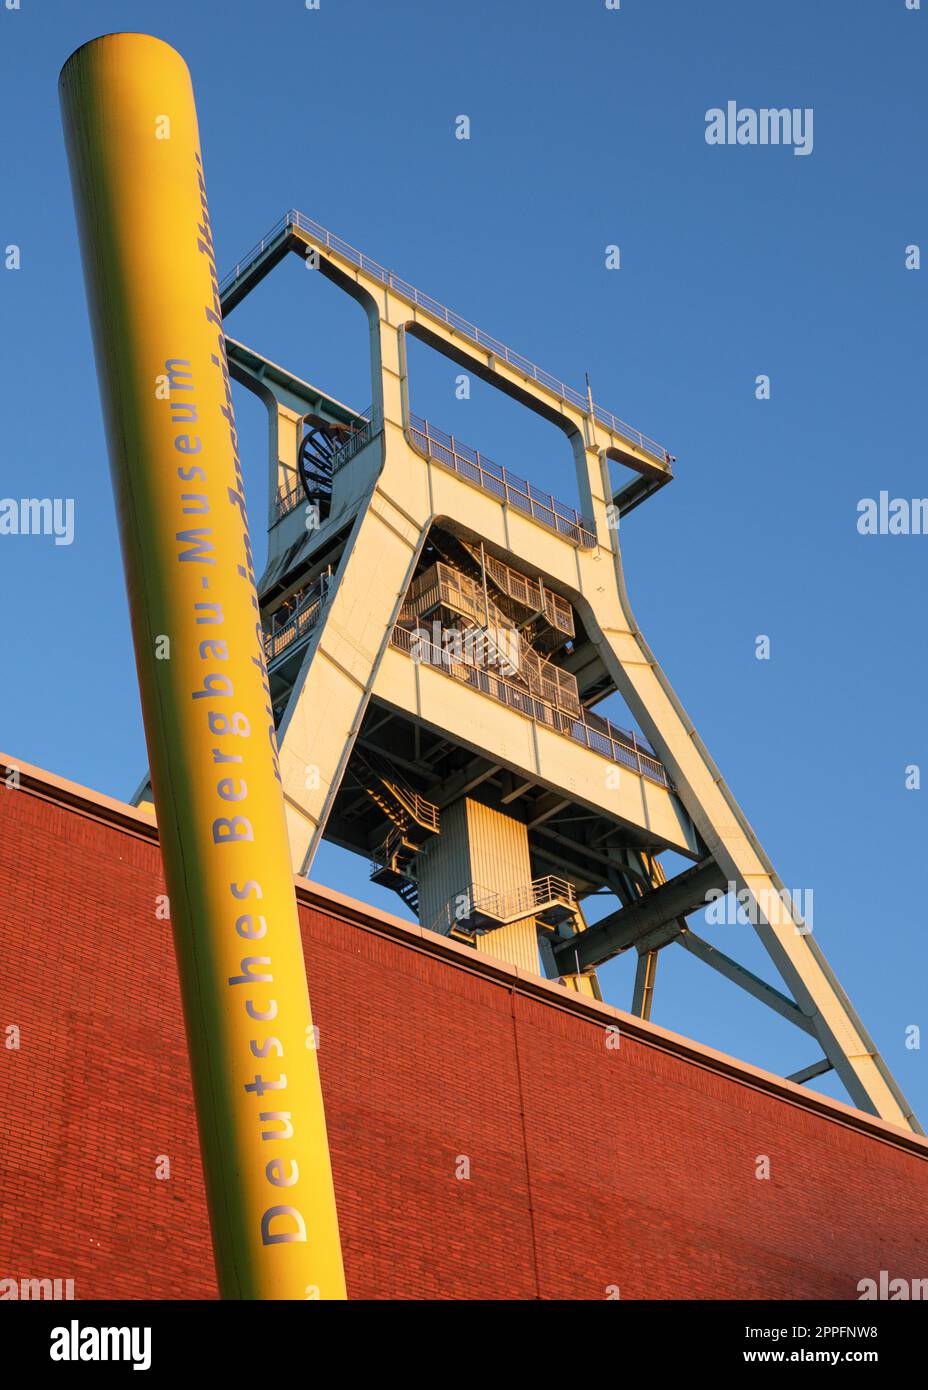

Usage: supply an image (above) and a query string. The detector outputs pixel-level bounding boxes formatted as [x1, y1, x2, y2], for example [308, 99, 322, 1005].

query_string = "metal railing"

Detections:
[437, 875, 577, 933]
[330, 406, 379, 475]
[403, 564, 491, 628]
[470, 543, 574, 636]
[219, 212, 292, 294]
[379, 777, 441, 835]
[274, 474, 304, 523]
[357, 747, 441, 836]
[404, 564, 520, 654]
[263, 571, 332, 665]
[219, 209, 674, 467]
[402, 563, 581, 715]
[408, 415, 597, 549]
[272, 406, 378, 525]
[369, 826, 417, 879]
[389, 626, 670, 788]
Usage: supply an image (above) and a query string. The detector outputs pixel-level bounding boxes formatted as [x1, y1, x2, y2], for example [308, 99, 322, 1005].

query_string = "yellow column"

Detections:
[60, 33, 346, 1299]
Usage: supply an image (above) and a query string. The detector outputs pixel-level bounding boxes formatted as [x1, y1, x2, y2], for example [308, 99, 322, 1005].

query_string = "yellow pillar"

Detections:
[60, 33, 346, 1299]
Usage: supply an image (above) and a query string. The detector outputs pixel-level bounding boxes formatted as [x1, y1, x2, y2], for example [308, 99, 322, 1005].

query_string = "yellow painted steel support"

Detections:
[60, 34, 346, 1299]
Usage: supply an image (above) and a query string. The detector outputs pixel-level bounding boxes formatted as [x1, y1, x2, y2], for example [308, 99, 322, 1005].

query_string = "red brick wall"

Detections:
[0, 778, 925, 1300]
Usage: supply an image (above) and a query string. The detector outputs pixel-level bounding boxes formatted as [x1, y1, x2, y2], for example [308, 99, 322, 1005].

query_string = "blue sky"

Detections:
[1, 0, 926, 1120]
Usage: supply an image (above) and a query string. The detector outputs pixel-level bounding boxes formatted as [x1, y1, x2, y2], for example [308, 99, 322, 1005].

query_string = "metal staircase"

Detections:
[400, 561, 581, 715]
[369, 826, 421, 902]
[358, 749, 440, 837]
[360, 750, 439, 912]
[457, 538, 574, 643]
